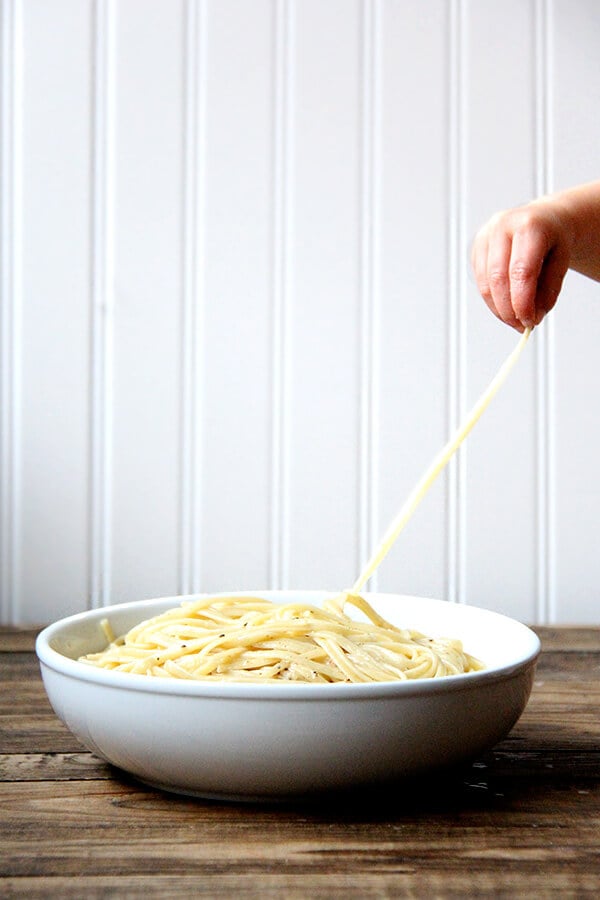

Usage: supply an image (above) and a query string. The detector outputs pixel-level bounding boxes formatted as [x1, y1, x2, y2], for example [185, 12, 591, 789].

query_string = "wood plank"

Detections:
[534, 651, 600, 680]
[0, 737, 597, 785]
[17, 0, 93, 624]
[533, 626, 600, 652]
[0, 681, 50, 713]
[0, 785, 598, 896]
[0, 752, 110, 782]
[2, 871, 597, 900]
[0, 629, 40, 652]
[3, 819, 600, 869]
[0, 653, 43, 681]
[0, 715, 83, 753]
[0, 771, 598, 828]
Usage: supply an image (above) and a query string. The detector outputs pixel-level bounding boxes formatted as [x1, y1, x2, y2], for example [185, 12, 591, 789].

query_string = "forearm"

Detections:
[543, 180, 600, 282]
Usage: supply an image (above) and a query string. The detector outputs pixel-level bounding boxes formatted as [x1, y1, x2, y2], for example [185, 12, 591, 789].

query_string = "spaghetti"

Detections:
[79, 592, 482, 683]
[80, 329, 531, 684]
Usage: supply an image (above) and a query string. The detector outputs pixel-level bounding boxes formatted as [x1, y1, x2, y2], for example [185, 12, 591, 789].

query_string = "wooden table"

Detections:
[1, 627, 599, 898]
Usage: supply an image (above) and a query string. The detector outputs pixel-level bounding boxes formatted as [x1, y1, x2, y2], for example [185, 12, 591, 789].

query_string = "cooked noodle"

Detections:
[80, 330, 530, 684]
[79, 592, 482, 683]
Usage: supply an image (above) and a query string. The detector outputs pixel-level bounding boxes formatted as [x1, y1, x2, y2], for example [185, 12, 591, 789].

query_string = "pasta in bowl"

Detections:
[36, 590, 540, 801]
[77, 591, 483, 683]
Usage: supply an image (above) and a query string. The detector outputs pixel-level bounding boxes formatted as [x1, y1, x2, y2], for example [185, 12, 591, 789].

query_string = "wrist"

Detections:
[543, 181, 600, 274]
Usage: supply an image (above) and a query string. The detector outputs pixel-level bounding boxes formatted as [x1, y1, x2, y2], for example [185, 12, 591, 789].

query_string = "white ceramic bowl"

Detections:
[36, 591, 540, 801]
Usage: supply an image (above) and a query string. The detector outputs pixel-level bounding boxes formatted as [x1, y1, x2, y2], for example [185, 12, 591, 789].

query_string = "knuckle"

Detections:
[488, 269, 509, 290]
[490, 207, 529, 232]
[488, 209, 510, 230]
[512, 205, 548, 232]
[509, 260, 537, 283]
[513, 208, 539, 230]
[495, 205, 548, 241]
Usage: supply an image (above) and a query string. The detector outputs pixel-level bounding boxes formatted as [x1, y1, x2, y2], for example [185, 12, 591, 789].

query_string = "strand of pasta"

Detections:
[81, 330, 531, 683]
[81, 594, 481, 682]
[348, 327, 531, 594]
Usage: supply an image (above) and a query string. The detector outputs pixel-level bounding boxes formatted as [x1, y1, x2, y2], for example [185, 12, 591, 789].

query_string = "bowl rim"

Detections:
[35, 590, 542, 700]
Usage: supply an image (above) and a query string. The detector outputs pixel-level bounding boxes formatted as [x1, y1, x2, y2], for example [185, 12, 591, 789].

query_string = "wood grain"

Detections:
[0, 628, 40, 653]
[1, 627, 599, 897]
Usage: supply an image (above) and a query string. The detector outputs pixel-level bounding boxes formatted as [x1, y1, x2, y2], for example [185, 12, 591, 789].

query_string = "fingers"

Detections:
[507, 227, 547, 328]
[471, 223, 507, 327]
[471, 205, 571, 331]
[472, 220, 525, 331]
[488, 231, 524, 331]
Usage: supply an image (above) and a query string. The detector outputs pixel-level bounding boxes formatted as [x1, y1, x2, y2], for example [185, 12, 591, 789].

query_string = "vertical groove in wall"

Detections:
[270, 0, 293, 590]
[357, 0, 380, 590]
[534, 0, 555, 623]
[0, 0, 22, 624]
[89, 0, 115, 609]
[447, 0, 467, 604]
[180, 0, 206, 596]
[545, 2, 556, 624]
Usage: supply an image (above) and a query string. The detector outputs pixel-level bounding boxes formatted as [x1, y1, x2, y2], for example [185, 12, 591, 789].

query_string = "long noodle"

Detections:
[81, 330, 530, 684]
[79, 593, 482, 683]
[351, 327, 531, 592]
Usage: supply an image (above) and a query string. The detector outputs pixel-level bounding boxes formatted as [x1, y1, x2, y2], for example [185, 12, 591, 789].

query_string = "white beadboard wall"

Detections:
[1, 0, 599, 625]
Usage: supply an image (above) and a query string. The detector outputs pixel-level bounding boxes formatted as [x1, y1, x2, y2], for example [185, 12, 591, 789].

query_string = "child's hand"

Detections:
[470, 200, 573, 332]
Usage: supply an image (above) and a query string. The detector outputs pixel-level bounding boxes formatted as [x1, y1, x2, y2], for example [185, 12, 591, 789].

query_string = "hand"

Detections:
[471, 200, 573, 331]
